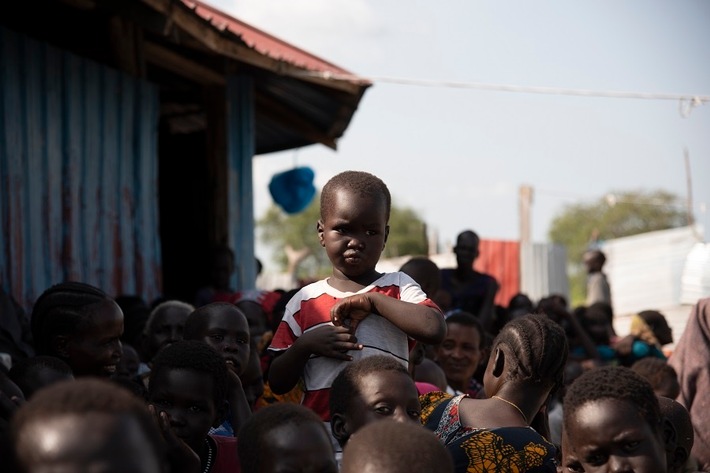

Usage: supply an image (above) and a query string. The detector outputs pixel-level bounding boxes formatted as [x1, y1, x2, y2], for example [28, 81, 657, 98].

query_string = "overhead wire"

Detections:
[297, 70, 709, 117]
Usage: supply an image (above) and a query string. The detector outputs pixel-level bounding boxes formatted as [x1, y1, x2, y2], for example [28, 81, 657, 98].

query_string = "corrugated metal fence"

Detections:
[0, 27, 162, 311]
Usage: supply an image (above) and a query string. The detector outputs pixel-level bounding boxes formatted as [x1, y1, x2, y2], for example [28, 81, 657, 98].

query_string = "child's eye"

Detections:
[365, 230, 377, 236]
[209, 334, 224, 343]
[408, 409, 421, 419]
[565, 461, 584, 473]
[622, 441, 640, 452]
[188, 405, 205, 413]
[237, 338, 248, 344]
[374, 405, 392, 415]
[584, 453, 607, 466]
[151, 400, 171, 408]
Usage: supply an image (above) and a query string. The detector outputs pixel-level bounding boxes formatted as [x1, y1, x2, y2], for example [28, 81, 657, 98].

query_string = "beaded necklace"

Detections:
[203, 437, 214, 473]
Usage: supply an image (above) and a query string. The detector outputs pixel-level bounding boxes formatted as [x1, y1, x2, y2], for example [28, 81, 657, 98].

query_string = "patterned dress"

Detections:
[421, 392, 557, 473]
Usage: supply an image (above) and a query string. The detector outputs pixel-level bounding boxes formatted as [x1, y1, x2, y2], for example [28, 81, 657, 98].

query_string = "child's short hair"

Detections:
[564, 365, 662, 432]
[183, 302, 247, 339]
[341, 420, 453, 473]
[399, 257, 441, 297]
[330, 355, 409, 419]
[320, 170, 391, 220]
[11, 378, 164, 459]
[30, 282, 111, 355]
[238, 403, 329, 473]
[149, 340, 228, 407]
[631, 357, 680, 399]
[494, 313, 568, 391]
[8, 355, 73, 398]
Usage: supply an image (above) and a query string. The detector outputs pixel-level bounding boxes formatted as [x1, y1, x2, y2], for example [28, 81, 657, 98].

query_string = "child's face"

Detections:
[436, 322, 482, 389]
[318, 188, 389, 284]
[199, 308, 250, 376]
[345, 370, 421, 435]
[148, 368, 221, 454]
[565, 398, 667, 473]
[65, 299, 124, 377]
[259, 422, 337, 473]
[583, 314, 611, 345]
[16, 413, 162, 473]
[146, 306, 189, 359]
[117, 344, 140, 379]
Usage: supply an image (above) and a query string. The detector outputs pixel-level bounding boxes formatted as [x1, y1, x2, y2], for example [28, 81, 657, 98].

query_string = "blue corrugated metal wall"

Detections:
[0, 27, 162, 311]
[227, 75, 256, 290]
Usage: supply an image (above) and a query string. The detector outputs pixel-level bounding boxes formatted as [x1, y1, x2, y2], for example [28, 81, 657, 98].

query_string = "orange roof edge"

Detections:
[183, 0, 369, 84]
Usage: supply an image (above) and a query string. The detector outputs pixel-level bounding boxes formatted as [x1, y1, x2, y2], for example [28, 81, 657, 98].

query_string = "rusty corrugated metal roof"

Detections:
[181, 0, 368, 83]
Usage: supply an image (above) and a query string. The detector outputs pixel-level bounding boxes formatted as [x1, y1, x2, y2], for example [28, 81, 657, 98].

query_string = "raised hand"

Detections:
[331, 293, 376, 334]
[148, 405, 201, 473]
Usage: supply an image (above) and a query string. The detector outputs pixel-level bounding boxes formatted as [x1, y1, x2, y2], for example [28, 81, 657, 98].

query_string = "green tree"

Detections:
[258, 193, 428, 280]
[548, 190, 688, 306]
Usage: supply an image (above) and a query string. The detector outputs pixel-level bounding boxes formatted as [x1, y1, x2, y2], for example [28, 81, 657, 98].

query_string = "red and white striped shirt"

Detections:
[268, 272, 441, 420]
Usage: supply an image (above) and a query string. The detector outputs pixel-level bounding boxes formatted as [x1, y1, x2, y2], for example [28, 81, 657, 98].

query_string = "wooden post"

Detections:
[519, 185, 533, 244]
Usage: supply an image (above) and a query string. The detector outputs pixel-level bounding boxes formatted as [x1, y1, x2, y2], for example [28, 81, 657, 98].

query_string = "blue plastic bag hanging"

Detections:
[268, 166, 316, 214]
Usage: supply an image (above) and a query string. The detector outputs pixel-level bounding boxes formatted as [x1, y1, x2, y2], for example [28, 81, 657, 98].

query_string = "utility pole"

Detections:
[684, 147, 701, 241]
[519, 185, 534, 244]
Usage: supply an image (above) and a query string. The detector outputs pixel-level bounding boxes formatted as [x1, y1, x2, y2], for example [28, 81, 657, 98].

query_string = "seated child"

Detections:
[562, 365, 672, 472]
[268, 171, 445, 424]
[10, 378, 165, 473]
[30, 282, 124, 378]
[658, 396, 697, 473]
[341, 420, 454, 473]
[148, 340, 239, 473]
[329, 355, 421, 450]
[632, 357, 681, 399]
[183, 302, 252, 436]
[238, 403, 337, 473]
[414, 357, 448, 394]
[399, 256, 442, 299]
[615, 310, 673, 367]
[8, 355, 74, 399]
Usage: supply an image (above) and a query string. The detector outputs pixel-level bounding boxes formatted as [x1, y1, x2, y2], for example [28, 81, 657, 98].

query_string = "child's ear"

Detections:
[213, 400, 229, 429]
[383, 225, 390, 246]
[316, 220, 325, 247]
[492, 347, 505, 378]
[661, 418, 681, 463]
[330, 413, 350, 447]
[53, 335, 70, 358]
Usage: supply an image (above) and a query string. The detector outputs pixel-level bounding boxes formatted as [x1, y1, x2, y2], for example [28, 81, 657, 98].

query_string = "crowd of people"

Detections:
[0, 170, 708, 472]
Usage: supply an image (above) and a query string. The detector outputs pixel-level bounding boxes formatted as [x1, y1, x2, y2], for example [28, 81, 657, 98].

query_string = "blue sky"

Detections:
[209, 0, 710, 269]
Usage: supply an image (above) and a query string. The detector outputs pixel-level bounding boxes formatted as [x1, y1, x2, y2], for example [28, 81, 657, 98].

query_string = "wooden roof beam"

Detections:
[139, 0, 363, 95]
[144, 41, 225, 85]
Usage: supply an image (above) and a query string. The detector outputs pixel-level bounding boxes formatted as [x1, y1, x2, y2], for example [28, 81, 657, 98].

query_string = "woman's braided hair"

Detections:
[494, 313, 568, 392]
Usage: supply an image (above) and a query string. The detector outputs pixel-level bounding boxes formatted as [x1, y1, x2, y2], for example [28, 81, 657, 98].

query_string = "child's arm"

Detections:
[331, 292, 446, 345]
[226, 370, 251, 436]
[268, 325, 362, 394]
